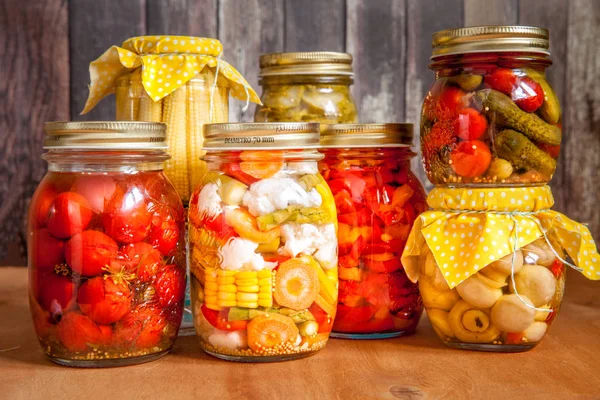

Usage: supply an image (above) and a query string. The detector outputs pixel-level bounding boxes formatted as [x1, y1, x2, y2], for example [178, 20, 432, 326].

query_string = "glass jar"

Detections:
[116, 70, 229, 203]
[254, 52, 358, 123]
[419, 238, 565, 352]
[421, 26, 562, 186]
[188, 123, 338, 362]
[28, 122, 186, 367]
[320, 124, 427, 338]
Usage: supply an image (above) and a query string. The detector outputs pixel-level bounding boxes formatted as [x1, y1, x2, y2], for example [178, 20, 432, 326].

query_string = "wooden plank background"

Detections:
[1, 0, 598, 265]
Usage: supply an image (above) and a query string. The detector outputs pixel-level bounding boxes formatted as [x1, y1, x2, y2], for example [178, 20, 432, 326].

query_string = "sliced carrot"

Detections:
[239, 151, 284, 179]
[247, 313, 299, 352]
[274, 258, 320, 310]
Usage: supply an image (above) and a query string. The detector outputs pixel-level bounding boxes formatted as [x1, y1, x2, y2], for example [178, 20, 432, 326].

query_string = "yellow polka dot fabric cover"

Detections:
[81, 36, 261, 114]
[401, 186, 600, 288]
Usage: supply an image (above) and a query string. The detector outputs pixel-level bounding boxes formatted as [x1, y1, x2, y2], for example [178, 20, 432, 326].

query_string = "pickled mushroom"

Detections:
[523, 321, 548, 342]
[456, 274, 503, 308]
[522, 239, 556, 267]
[491, 294, 535, 333]
[510, 264, 557, 307]
[480, 250, 524, 283]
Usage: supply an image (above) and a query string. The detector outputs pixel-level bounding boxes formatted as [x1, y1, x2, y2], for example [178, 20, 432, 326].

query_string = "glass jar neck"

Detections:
[430, 51, 552, 76]
[43, 150, 168, 173]
[323, 147, 416, 161]
[259, 75, 354, 86]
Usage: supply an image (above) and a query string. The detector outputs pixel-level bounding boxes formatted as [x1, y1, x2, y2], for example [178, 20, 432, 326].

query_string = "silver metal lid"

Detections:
[202, 122, 320, 150]
[320, 123, 414, 148]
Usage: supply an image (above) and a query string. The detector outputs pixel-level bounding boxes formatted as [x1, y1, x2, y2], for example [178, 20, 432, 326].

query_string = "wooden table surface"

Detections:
[2, 267, 599, 400]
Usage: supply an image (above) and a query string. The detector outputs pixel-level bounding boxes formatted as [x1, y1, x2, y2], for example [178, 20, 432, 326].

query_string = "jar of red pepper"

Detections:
[28, 122, 186, 367]
[320, 124, 427, 338]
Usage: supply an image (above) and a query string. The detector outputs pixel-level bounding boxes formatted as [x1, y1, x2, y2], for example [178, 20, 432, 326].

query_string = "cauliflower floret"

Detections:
[280, 223, 338, 269]
[208, 329, 248, 350]
[242, 178, 322, 217]
[219, 237, 277, 271]
[197, 183, 222, 220]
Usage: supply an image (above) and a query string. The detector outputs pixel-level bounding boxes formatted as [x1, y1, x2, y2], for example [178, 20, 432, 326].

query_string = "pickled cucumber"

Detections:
[262, 85, 304, 110]
[523, 68, 561, 124]
[476, 89, 562, 146]
[495, 129, 557, 176]
[448, 73, 483, 91]
[256, 206, 333, 231]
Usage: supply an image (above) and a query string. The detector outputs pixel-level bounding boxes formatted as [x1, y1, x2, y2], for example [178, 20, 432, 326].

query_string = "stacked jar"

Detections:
[320, 124, 427, 338]
[188, 123, 339, 362]
[401, 26, 600, 352]
[28, 122, 186, 366]
[81, 35, 261, 335]
[254, 52, 358, 124]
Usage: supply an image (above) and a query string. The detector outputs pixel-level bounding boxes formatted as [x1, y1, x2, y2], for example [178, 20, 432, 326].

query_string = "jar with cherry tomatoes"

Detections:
[421, 26, 562, 186]
[188, 123, 338, 362]
[28, 122, 186, 367]
[320, 124, 427, 338]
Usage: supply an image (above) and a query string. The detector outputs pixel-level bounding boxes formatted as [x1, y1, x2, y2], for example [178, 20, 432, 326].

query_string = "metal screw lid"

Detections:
[431, 25, 550, 58]
[202, 122, 320, 150]
[320, 123, 414, 148]
[259, 52, 354, 76]
[43, 121, 167, 150]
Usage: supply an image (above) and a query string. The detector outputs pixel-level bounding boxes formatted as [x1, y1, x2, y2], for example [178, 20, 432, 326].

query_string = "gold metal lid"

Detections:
[43, 121, 167, 150]
[320, 123, 414, 148]
[259, 52, 354, 76]
[203, 122, 320, 150]
[431, 26, 550, 58]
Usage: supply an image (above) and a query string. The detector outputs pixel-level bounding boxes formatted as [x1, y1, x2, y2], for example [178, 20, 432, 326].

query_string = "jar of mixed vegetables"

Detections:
[28, 122, 186, 367]
[421, 26, 561, 186]
[189, 123, 338, 362]
[254, 52, 358, 123]
[320, 124, 427, 338]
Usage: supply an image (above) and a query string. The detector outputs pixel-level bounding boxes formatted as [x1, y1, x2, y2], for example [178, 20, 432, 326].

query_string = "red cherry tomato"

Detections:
[46, 192, 93, 239]
[153, 264, 186, 308]
[148, 213, 180, 257]
[71, 175, 117, 213]
[121, 242, 163, 282]
[115, 305, 168, 349]
[34, 185, 58, 228]
[454, 108, 488, 140]
[58, 312, 111, 352]
[484, 68, 517, 95]
[362, 255, 402, 273]
[36, 273, 76, 315]
[103, 188, 152, 243]
[77, 276, 131, 324]
[338, 280, 365, 307]
[449, 140, 492, 178]
[65, 230, 118, 276]
[438, 86, 466, 115]
[32, 228, 65, 271]
[334, 304, 374, 328]
[537, 142, 561, 159]
[512, 76, 544, 113]
[201, 305, 248, 331]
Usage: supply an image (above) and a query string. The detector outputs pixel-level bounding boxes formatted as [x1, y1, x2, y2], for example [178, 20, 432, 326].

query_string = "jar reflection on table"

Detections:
[28, 122, 186, 367]
[189, 123, 339, 362]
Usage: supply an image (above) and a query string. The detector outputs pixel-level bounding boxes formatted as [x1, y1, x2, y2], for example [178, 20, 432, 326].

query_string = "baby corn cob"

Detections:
[163, 85, 189, 202]
[257, 270, 274, 308]
[217, 270, 237, 308]
[235, 271, 259, 308]
[115, 73, 142, 121]
[204, 270, 220, 310]
[188, 225, 221, 248]
[187, 83, 210, 195]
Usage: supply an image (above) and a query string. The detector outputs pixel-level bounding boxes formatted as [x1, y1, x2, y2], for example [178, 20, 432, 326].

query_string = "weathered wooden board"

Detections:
[0, 0, 70, 264]
[563, 0, 600, 240]
[219, 0, 285, 122]
[69, 0, 146, 121]
[464, 0, 518, 25]
[147, 0, 218, 37]
[284, 0, 345, 52]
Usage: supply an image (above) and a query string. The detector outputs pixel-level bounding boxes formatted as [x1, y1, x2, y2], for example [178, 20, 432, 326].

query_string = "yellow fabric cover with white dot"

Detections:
[401, 186, 600, 288]
[81, 35, 260, 114]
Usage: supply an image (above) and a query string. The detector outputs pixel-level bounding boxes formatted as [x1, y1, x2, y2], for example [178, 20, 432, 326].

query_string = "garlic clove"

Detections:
[510, 264, 557, 307]
[456, 274, 503, 308]
[491, 294, 535, 333]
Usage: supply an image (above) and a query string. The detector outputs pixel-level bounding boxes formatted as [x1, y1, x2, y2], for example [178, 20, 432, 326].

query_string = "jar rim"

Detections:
[43, 121, 168, 150]
[202, 122, 320, 150]
[431, 25, 550, 58]
[320, 123, 414, 148]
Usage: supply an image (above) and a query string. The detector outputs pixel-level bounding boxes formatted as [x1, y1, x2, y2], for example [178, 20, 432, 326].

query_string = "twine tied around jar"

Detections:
[401, 186, 600, 295]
